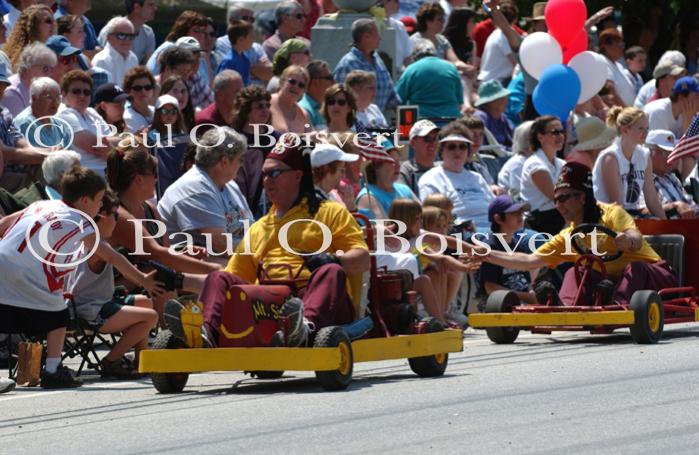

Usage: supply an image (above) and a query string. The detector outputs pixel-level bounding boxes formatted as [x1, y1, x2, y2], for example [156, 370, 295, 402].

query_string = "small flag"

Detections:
[356, 137, 395, 164]
[667, 114, 699, 165]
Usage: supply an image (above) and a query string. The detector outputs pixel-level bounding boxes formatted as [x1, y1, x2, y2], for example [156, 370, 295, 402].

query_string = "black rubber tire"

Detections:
[150, 330, 189, 394]
[484, 290, 520, 344]
[409, 317, 449, 377]
[629, 290, 664, 344]
[314, 326, 353, 391]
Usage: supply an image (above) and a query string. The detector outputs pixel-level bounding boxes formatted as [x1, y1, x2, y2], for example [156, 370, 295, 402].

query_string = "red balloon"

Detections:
[561, 28, 588, 64]
[545, 0, 587, 47]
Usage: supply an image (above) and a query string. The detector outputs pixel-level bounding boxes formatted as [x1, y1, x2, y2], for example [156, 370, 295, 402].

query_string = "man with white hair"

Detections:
[91, 16, 139, 85]
[54, 0, 101, 58]
[40, 150, 81, 199]
[158, 126, 253, 256]
[194, 70, 243, 136]
[215, 4, 272, 85]
[2, 43, 56, 117]
[14, 77, 71, 150]
[97, 0, 156, 64]
[262, 1, 310, 61]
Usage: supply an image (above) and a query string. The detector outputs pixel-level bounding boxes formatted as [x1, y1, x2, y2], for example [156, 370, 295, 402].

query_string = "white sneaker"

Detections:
[0, 377, 15, 394]
[446, 303, 468, 328]
[279, 297, 311, 346]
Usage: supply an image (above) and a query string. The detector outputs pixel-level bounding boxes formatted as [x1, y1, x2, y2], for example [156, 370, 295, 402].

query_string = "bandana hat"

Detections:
[555, 162, 592, 193]
[267, 133, 309, 170]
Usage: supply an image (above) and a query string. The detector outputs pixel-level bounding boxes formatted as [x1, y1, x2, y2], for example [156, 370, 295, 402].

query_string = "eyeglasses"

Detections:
[545, 129, 566, 136]
[327, 98, 347, 106]
[58, 55, 77, 65]
[286, 78, 306, 89]
[444, 143, 469, 151]
[261, 168, 294, 179]
[420, 134, 438, 143]
[35, 65, 54, 75]
[160, 107, 179, 116]
[112, 32, 136, 41]
[130, 84, 154, 92]
[252, 102, 271, 109]
[554, 193, 580, 204]
[39, 93, 61, 101]
[313, 75, 334, 82]
[43, 18, 54, 24]
[69, 88, 91, 97]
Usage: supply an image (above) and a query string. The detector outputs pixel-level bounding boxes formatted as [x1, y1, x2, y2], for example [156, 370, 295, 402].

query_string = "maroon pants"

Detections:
[559, 260, 678, 306]
[199, 264, 355, 338]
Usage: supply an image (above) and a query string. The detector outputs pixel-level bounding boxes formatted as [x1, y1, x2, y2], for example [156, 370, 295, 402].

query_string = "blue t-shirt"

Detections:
[395, 56, 463, 119]
[14, 107, 72, 148]
[298, 93, 325, 129]
[217, 49, 250, 85]
[356, 182, 416, 220]
[478, 233, 532, 293]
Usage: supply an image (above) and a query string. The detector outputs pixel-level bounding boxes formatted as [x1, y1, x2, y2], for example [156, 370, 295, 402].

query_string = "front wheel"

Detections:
[150, 330, 189, 394]
[485, 291, 520, 344]
[409, 317, 449, 377]
[629, 291, 664, 344]
[314, 327, 353, 391]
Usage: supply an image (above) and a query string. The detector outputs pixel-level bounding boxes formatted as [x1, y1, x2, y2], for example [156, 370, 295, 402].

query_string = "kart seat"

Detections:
[644, 234, 684, 286]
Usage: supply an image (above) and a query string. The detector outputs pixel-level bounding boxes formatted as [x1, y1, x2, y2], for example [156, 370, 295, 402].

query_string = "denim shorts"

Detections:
[96, 293, 136, 325]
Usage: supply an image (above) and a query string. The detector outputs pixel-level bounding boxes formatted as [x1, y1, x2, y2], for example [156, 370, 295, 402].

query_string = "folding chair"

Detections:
[61, 294, 115, 376]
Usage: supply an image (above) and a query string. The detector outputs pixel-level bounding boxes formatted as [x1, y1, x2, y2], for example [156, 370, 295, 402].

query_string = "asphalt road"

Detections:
[3, 324, 699, 455]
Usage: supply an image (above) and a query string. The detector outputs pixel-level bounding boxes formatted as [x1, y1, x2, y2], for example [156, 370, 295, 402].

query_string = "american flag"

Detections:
[667, 114, 699, 165]
[355, 137, 396, 164]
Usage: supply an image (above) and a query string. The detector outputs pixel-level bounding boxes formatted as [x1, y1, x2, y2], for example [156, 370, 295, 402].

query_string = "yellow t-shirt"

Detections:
[534, 203, 660, 279]
[226, 198, 368, 289]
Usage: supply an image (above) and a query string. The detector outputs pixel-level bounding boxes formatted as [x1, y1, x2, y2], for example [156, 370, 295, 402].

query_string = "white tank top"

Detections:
[0, 200, 95, 311]
[592, 140, 648, 212]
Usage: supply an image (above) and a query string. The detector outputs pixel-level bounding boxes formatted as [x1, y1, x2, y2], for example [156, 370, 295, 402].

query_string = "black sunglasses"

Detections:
[327, 98, 347, 106]
[286, 78, 306, 89]
[445, 143, 468, 151]
[130, 84, 154, 92]
[69, 88, 91, 97]
[112, 32, 136, 41]
[545, 129, 565, 136]
[261, 168, 293, 179]
[554, 193, 580, 204]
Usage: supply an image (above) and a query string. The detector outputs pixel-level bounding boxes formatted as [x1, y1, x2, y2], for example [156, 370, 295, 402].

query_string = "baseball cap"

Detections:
[94, 83, 130, 104]
[672, 76, 699, 96]
[176, 36, 201, 52]
[310, 143, 359, 168]
[267, 132, 308, 171]
[439, 134, 472, 144]
[155, 94, 180, 110]
[554, 162, 593, 193]
[646, 130, 676, 151]
[409, 119, 439, 141]
[46, 35, 82, 57]
[488, 195, 529, 222]
[652, 64, 685, 80]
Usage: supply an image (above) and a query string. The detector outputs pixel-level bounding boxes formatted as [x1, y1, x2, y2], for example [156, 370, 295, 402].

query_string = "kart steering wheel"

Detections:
[570, 223, 623, 263]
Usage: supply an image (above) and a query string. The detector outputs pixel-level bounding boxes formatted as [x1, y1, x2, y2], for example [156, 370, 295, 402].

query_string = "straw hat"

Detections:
[527, 2, 546, 21]
[571, 117, 617, 152]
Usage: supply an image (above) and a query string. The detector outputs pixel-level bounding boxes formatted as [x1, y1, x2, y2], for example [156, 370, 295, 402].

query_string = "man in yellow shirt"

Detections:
[485, 162, 678, 306]
[171, 134, 370, 347]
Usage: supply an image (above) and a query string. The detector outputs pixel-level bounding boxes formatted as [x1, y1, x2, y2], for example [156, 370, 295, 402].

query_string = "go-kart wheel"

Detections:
[249, 332, 285, 380]
[484, 291, 520, 344]
[314, 326, 353, 391]
[150, 330, 189, 394]
[408, 318, 448, 377]
[629, 290, 664, 344]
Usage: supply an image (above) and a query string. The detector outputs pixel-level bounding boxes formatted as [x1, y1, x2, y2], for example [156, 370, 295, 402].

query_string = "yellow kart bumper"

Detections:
[139, 329, 463, 374]
[469, 311, 635, 328]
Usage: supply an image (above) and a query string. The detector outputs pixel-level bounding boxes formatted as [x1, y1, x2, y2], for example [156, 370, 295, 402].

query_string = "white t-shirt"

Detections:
[604, 56, 637, 107]
[418, 165, 494, 230]
[498, 153, 528, 195]
[520, 149, 565, 212]
[158, 165, 253, 249]
[56, 105, 113, 175]
[644, 98, 685, 138]
[124, 104, 154, 133]
[634, 79, 656, 108]
[0, 200, 95, 311]
[478, 29, 513, 82]
[388, 17, 412, 67]
[91, 43, 139, 86]
[356, 104, 388, 130]
[592, 139, 649, 212]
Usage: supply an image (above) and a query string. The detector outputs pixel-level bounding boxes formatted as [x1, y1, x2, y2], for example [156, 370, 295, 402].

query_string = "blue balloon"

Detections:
[532, 64, 581, 121]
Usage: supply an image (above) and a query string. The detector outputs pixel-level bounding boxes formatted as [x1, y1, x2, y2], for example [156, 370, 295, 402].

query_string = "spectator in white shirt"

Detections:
[623, 46, 646, 96]
[123, 65, 156, 133]
[477, 2, 518, 84]
[91, 16, 139, 86]
[644, 76, 699, 139]
[598, 29, 636, 107]
[97, 0, 156, 65]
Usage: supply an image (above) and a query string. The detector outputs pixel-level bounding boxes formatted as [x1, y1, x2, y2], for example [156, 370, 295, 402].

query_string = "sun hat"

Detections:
[571, 117, 617, 152]
[474, 79, 510, 107]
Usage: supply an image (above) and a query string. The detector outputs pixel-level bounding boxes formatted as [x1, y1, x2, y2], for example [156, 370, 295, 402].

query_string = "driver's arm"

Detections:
[615, 228, 644, 252]
[485, 250, 548, 271]
[339, 247, 370, 276]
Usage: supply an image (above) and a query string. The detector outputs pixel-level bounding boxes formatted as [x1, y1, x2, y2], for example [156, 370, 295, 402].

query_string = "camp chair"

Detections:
[62, 294, 115, 376]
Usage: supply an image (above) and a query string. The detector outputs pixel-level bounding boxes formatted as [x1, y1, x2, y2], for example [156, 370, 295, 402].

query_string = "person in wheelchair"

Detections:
[484, 162, 678, 306]
[165, 134, 371, 347]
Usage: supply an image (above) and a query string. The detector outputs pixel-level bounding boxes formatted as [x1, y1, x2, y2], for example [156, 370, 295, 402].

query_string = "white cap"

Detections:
[310, 143, 359, 168]
[646, 129, 676, 151]
[155, 94, 180, 110]
[176, 36, 201, 52]
[439, 134, 473, 144]
[408, 119, 439, 141]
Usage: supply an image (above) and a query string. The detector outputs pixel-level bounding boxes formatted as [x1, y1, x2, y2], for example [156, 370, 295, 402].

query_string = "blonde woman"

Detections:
[270, 64, 312, 134]
[592, 106, 666, 219]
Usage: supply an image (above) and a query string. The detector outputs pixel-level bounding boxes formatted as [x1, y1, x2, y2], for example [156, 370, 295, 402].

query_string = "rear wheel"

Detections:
[629, 291, 664, 344]
[409, 317, 449, 377]
[314, 327, 353, 391]
[150, 330, 189, 394]
[485, 291, 520, 344]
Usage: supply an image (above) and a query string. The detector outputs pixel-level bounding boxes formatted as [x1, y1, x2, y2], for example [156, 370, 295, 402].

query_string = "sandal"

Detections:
[101, 357, 145, 379]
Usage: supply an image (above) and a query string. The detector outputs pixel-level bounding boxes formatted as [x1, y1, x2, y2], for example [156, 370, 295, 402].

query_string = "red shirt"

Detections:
[473, 19, 526, 58]
[194, 102, 228, 136]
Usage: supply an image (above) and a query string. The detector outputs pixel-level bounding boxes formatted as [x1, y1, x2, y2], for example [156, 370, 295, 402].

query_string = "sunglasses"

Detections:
[130, 84, 154, 92]
[444, 143, 469, 151]
[545, 129, 565, 136]
[420, 134, 438, 143]
[313, 75, 334, 82]
[241, 15, 255, 23]
[554, 193, 580, 204]
[261, 168, 293, 179]
[43, 18, 54, 24]
[58, 55, 77, 65]
[286, 78, 306, 89]
[160, 107, 179, 116]
[112, 32, 136, 41]
[253, 102, 271, 109]
[69, 88, 91, 97]
[327, 98, 347, 106]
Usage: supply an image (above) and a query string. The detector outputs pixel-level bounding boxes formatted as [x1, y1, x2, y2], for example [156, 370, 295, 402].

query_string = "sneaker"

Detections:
[164, 299, 187, 345]
[0, 377, 15, 394]
[278, 297, 310, 347]
[534, 281, 561, 306]
[445, 302, 468, 328]
[40, 366, 82, 389]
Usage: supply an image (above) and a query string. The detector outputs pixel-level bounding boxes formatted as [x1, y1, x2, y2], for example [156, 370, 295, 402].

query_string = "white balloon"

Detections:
[519, 32, 563, 80]
[568, 51, 609, 104]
